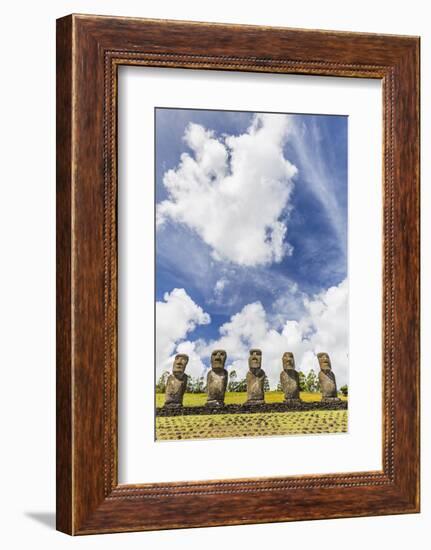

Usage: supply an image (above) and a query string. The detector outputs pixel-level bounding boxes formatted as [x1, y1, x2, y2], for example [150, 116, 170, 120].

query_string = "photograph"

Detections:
[154, 107, 349, 441]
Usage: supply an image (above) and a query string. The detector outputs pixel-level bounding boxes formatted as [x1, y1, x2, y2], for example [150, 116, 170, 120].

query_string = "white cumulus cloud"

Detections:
[156, 288, 210, 379]
[198, 279, 348, 388]
[156, 281, 348, 389]
[157, 114, 297, 267]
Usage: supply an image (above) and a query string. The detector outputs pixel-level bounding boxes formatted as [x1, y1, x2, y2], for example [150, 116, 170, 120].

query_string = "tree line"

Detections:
[156, 368, 348, 396]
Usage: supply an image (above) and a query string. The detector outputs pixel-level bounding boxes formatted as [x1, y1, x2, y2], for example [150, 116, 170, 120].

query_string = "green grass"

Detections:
[156, 410, 348, 441]
[156, 391, 347, 408]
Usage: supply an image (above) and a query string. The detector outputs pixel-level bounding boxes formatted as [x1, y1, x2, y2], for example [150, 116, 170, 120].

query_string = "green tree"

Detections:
[339, 384, 348, 397]
[263, 375, 270, 392]
[228, 369, 238, 392]
[298, 370, 306, 392]
[187, 375, 206, 393]
[155, 371, 169, 393]
[227, 369, 248, 392]
[236, 378, 247, 392]
[305, 369, 320, 392]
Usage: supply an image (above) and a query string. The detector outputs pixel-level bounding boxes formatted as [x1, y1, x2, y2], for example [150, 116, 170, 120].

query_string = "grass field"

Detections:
[155, 392, 348, 441]
[155, 391, 347, 408]
[156, 410, 348, 440]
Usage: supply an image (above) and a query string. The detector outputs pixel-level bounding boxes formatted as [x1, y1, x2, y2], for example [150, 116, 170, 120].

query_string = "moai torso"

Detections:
[317, 353, 339, 401]
[164, 374, 188, 407]
[246, 369, 265, 404]
[280, 352, 301, 402]
[206, 350, 228, 407]
[280, 370, 300, 400]
[318, 369, 338, 399]
[246, 349, 265, 404]
[207, 369, 228, 405]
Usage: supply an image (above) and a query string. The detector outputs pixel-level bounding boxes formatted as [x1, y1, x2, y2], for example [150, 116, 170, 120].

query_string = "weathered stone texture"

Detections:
[164, 354, 189, 408]
[206, 350, 228, 407]
[280, 352, 301, 402]
[245, 349, 266, 405]
[317, 352, 340, 402]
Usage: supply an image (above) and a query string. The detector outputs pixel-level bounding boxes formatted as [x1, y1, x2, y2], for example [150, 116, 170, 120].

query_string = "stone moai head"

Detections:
[317, 352, 332, 371]
[282, 352, 295, 370]
[211, 349, 227, 370]
[172, 354, 189, 378]
[248, 349, 262, 372]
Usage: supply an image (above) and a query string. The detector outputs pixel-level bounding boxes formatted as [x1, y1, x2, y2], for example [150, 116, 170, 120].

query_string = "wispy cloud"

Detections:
[289, 117, 347, 256]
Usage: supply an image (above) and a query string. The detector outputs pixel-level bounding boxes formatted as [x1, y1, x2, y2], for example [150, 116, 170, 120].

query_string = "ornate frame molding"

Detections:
[57, 15, 419, 534]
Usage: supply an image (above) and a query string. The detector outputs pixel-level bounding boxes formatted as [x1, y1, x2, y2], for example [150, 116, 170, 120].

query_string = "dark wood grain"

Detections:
[56, 14, 420, 535]
[56, 15, 73, 535]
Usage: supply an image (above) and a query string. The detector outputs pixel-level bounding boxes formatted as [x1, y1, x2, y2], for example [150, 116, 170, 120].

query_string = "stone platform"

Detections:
[156, 400, 348, 417]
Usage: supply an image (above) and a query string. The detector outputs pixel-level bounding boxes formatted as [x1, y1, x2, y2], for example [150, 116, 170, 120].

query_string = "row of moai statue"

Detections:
[163, 349, 340, 409]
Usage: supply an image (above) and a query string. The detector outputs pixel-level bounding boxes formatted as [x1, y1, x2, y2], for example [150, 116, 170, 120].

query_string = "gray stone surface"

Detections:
[206, 350, 228, 407]
[317, 352, 340, 402]
[280, 352, 301, 403]
[164, 354, 189, 408]
[245, 349, 266, 405]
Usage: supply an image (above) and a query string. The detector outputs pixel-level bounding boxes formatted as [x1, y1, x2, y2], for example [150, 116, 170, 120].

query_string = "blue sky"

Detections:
[154, 108, 348, 386]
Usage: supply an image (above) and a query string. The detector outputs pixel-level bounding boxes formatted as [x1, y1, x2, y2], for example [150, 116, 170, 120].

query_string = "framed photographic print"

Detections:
[56, 14, 420, 535]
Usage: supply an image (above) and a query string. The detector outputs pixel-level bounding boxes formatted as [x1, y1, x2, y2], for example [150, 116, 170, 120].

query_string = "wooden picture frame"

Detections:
[56, 14, 420, 535]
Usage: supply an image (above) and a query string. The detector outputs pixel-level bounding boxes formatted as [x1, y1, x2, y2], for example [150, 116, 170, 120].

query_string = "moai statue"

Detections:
[317, 352, 340, 402]
[245, 349, 266, 405]
[206, 350, 228, 407]
[280, 352, 301, 404]
[164, 354, 189, 408]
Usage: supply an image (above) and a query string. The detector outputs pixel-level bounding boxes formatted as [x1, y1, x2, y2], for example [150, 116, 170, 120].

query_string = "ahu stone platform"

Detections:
[156, 400, 348, 417]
